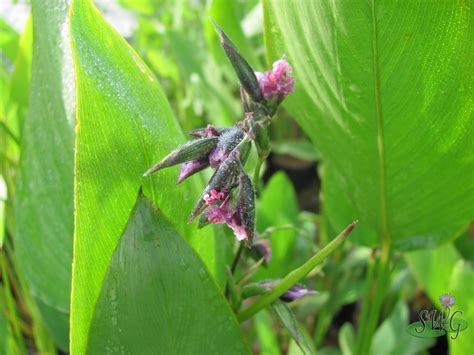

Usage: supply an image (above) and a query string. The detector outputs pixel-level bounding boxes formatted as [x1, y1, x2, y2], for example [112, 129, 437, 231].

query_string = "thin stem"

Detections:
[0, 121, 20, 146]
[237, 221, 357, 322]
[253, 157, 264, 192]
[356, 240, 391, 355]
[225, 242, 245, 299]
[230, 242, 245, 274]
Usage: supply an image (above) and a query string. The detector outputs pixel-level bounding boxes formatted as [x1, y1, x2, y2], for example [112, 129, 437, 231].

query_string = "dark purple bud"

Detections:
[176, 159, 209, 184]
[279, 284, 317, 303]
[258, 281, 317, 303]
[209, 127, 244, 168]
[251, 239, 272, 264]
[143, 137, 218, 177]
[211, 20, 264, 103]
[188, 153, 240, 222]
[231, 173, 255, 244]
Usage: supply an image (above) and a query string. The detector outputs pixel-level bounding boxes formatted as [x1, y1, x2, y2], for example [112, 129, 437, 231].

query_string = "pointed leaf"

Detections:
[272, 300, 316, 355]
[70, 1, 224, 352]
[14, 0, 73, 349]
[87, 194, 249, 354]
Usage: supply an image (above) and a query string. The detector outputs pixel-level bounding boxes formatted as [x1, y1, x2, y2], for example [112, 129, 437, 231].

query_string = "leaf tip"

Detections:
[344, 220, 358, 237]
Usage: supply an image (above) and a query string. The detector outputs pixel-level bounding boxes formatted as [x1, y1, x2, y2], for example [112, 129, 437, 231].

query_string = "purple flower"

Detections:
[177, 159, 209, 184]
[255, 57, 295, 102]
[205, 190, 250, 240]
[280, 284, 317, 303]
[208, 128, 244, 168]
[259, 281, 317, 303]
[439, 294, 456, 308]
[203, 188, 253, 242]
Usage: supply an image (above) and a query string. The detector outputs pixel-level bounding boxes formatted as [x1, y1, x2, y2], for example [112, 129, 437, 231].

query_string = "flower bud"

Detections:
[188, 153, 240, 222]
[143, 137, 218, 177]
[250, 239, 272, 264]
[252, 281, 317, 303]
[209, 127, 244, 168]
[232, 173, 255, 244]
[176, 159, 209, 184]
[212, 20, 264, 103]
[279, 284, 317, 303]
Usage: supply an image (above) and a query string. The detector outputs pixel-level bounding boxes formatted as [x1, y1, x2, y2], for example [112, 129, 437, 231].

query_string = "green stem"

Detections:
[356, 240, 391, 355]
[253, 157, 264, 190]
[226, 242, 245, 299]
[237, 221, 357, 322]
[230, 242, 245, 275]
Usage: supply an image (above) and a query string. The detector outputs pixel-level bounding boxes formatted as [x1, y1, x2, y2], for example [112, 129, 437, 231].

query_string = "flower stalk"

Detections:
[237, 221, 357, 322]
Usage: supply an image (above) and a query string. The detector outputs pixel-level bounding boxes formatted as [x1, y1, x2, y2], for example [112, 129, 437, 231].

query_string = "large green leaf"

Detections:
[70, 0, 224, 352]
[87, 194, 249, 354]
[264, 1, 473, 249]
[14, 0, 73, 349]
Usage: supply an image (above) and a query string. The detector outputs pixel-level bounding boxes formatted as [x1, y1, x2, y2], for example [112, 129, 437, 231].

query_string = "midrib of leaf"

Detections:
[370, 0, 390, 242]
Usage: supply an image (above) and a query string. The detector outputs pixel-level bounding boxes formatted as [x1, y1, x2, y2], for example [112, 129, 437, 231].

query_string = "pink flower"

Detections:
[256, 57, 295, 102]
[203, 188, 253, 242]
[177, 159, 209, 184]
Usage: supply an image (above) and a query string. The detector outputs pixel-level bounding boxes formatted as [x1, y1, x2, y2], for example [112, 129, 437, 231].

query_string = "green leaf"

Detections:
[87, 194, 249, 354]
[264, 0, 474, 249]
[70, 1, 224, 352]
[338, 322, 355, 355]
[0, 19, 20, 63]
[14, 0, 74, 350]
[272, 300, 316, 355]
[271, 140, 321, 162]
[8, 15, 33, 132]
[254, 310, 282, 355]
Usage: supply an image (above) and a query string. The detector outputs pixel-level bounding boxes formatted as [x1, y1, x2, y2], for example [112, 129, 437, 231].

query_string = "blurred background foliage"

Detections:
[0, 0, 472, 354]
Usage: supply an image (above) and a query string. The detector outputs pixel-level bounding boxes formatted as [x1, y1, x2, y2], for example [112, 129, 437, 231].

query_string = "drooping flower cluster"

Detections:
[144, 23, 294, 246]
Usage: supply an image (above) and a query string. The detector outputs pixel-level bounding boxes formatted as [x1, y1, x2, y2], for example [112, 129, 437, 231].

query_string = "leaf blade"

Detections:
[87, 194, 250, 354]
[70, 1, 224, 352]
[264, 0, 474, 248]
